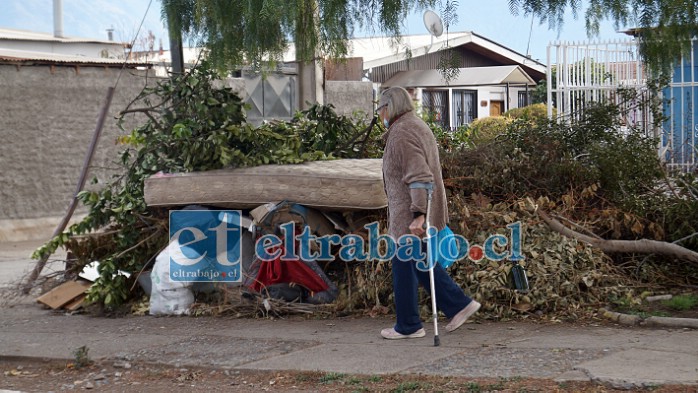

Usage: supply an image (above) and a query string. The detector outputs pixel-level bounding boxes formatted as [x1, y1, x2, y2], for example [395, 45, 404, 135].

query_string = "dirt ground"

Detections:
[1, 358, 696, 393]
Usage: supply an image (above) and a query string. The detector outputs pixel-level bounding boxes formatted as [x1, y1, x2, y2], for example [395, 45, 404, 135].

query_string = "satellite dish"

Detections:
[423, 10, 444, 38]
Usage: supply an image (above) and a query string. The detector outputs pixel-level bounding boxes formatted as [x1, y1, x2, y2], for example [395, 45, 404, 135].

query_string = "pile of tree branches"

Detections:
[32, 62, 382, 307]
[32, 61, 698, 319]
[441, 98, 698, 291]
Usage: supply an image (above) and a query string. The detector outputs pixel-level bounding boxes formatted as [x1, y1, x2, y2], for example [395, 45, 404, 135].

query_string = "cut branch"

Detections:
[23, 87, 115, 293]
[537, 209, 698, 264]
[119, 106, 161, 115]
[552, 213, 603, 239]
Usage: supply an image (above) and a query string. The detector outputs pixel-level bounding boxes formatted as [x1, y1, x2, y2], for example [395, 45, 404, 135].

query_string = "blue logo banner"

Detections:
[169, 210, 242, 282]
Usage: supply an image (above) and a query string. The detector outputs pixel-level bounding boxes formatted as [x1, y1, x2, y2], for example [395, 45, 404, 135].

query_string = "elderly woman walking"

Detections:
[378, 86, 481, 339]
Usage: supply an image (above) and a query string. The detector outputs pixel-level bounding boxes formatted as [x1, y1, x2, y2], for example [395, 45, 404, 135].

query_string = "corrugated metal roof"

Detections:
[0, 27, 126, 46]
[381, 65, 536, 87]
[0, 48, 151, 67]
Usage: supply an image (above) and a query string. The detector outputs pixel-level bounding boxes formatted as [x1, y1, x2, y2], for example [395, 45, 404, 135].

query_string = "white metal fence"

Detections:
[547, 39, 698, 172]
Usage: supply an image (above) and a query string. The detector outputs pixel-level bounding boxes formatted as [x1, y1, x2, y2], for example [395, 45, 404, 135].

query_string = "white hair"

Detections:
[378, 87, 413, 120]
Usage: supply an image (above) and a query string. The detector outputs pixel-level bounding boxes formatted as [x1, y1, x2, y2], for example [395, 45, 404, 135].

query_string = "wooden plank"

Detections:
[36, 280, 92, 309]
[63, 294, 87, 311]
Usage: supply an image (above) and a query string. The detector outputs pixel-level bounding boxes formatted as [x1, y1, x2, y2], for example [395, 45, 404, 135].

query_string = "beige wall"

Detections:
[0, 66, 376, 240]
[0, 64, 157, 229]
[324, 81, 374, 118]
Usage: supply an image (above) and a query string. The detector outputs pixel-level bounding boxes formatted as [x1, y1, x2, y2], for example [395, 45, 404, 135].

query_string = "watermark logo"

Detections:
[168, 209, 524, 282]
[255, 221, 524, 270]
[169, 210, 242, 282]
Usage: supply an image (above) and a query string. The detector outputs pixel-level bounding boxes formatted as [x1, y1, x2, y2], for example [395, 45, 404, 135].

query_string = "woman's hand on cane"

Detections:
[409, 215, 426, 237]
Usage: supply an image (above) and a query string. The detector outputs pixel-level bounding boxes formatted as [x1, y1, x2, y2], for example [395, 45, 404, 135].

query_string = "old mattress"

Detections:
[144, 158, 387, 210]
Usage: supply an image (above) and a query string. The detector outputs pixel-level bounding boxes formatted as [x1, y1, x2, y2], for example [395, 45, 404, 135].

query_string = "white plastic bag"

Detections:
[149, 241, 194, 316]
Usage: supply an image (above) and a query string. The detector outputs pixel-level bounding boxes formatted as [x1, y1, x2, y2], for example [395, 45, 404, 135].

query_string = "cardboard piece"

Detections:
[63, 294, 87, 311]
[36, 280, 92, 309]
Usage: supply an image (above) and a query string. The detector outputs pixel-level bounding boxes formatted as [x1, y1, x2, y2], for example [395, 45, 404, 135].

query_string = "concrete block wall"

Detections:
[324, 81, 374, 118]
[0, 68, 375, 241]
[0, 64, 157, 240]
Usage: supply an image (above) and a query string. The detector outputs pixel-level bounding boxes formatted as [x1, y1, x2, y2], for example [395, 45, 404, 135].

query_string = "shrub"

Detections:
[421, 109, 473, 151]
[504, 103, 550, 125]
[442, 102, 665, 207]
[468, 116, 510, 145]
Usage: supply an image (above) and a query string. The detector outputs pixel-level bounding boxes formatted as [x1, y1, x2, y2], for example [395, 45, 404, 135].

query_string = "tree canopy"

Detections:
[162, 0, 697, 78]
[161, 0, 436, 69]
[509, 0, 698, 73]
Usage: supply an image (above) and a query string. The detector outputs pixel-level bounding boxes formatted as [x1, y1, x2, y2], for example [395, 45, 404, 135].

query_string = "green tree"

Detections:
[163, 1, 697, 78]
[161, 0, 439, 109]
[161, 0, 435, 69]
[509, 0, 698, 74]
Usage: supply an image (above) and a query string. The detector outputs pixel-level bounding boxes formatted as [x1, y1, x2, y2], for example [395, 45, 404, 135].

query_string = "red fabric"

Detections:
[251, 245, 329, 293]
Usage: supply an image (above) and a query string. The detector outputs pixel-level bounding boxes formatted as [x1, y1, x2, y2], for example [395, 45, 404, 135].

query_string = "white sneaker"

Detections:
[380, 327, 426, 340]
[445, 300, 481, 332]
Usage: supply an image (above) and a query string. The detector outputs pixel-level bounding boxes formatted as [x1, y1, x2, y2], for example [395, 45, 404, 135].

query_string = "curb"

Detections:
[599, 308, 698, 329]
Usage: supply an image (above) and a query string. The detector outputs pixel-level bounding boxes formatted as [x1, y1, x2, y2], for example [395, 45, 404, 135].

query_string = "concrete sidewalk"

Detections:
[0, 301, 696, 389]
[0, 240, 696, 389]
[0, 240, 66, 287]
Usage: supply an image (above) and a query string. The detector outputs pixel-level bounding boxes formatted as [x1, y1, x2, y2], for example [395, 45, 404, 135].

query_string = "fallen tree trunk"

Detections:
[537, 209, 698, 264]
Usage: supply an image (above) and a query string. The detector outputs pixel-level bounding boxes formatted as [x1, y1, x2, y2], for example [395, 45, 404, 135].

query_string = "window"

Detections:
[422, 90, 449, 129]
[452, 90, 477, 128]
[518, 90, 533, 107]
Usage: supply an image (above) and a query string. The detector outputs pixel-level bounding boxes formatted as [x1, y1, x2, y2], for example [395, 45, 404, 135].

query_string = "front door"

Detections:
[490, 100, 504, 116]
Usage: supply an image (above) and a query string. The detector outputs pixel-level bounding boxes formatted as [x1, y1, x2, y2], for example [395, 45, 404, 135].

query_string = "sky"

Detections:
[0, 0, 633, 63]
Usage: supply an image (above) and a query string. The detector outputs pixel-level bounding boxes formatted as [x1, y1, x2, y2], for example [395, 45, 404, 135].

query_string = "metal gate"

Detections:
[547, 39, 698, 172]
[244, 69, 296, 125]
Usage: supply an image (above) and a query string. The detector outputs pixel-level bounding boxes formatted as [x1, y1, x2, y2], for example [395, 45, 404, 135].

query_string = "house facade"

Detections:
[135, 31, 547, 128]
[381, 65, 536, 129]
[317, 31, 546, 129]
